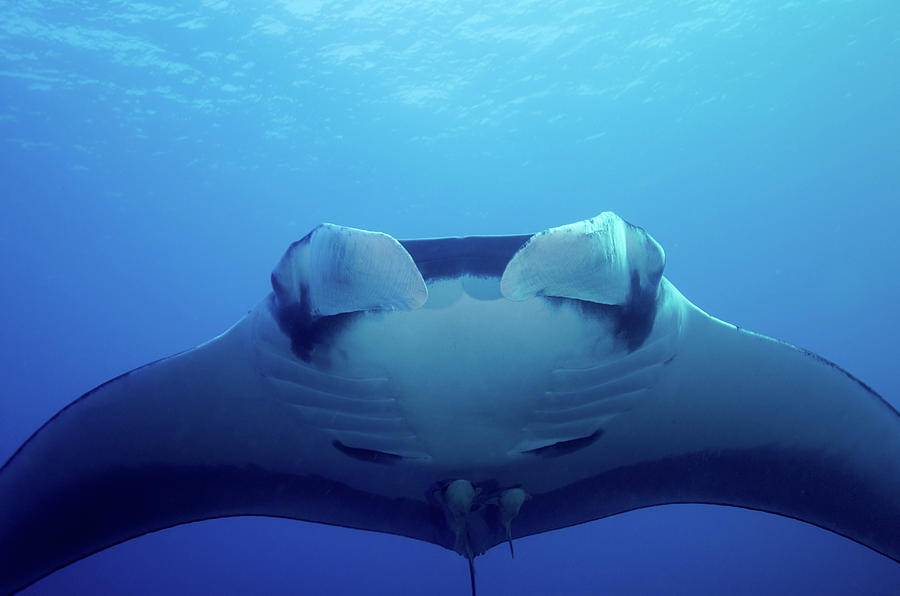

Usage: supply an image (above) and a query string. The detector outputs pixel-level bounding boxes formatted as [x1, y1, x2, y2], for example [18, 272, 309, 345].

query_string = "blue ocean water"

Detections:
[1, 1, 899, 594]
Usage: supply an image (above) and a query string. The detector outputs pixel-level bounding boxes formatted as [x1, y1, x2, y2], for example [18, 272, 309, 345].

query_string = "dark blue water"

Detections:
[2, 1, 899, 594]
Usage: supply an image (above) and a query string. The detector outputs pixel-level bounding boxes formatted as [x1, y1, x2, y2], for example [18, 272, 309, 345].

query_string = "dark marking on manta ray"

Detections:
[613, 269, 658, 352]
[543, 270, 659, 352]
[267, 291, 360, 363]
[545, 285, 657, 353]
[332, 440, 404, 464]
[270, 234, 534, 361]
[522, 429, 604, 457]
[271, 232, 663, 356]
[268, 229, 366, 363]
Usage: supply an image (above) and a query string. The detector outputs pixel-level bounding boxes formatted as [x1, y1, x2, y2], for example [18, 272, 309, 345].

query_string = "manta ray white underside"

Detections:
[1, 212, 898, 594]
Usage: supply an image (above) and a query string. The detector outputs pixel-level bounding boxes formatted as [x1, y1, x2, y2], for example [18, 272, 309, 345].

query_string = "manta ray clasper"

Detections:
[1, 212, 898, 594]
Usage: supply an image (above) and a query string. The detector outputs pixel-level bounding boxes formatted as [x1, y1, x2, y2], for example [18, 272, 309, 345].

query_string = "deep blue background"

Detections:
[1, 1, 899, 594]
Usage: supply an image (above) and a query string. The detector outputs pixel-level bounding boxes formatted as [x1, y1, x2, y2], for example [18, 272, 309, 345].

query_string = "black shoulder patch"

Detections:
[555, 270, 658, 353]
[269, 292, 360, 363]
[613, 269, 659, 352]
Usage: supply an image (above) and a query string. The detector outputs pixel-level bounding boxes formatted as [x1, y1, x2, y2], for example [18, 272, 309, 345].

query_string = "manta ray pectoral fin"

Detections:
[502, 285, 900, 564]
[0, 227, 437, 595]
[494, 215, 900, 564]
[0, 315, 436, 594]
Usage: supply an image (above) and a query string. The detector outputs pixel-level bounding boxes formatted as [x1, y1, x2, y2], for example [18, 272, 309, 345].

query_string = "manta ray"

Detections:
[1, 212, 898, 594]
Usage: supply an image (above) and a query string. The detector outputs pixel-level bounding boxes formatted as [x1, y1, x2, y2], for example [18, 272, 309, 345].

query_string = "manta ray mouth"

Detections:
[399, 234, 532, 281]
